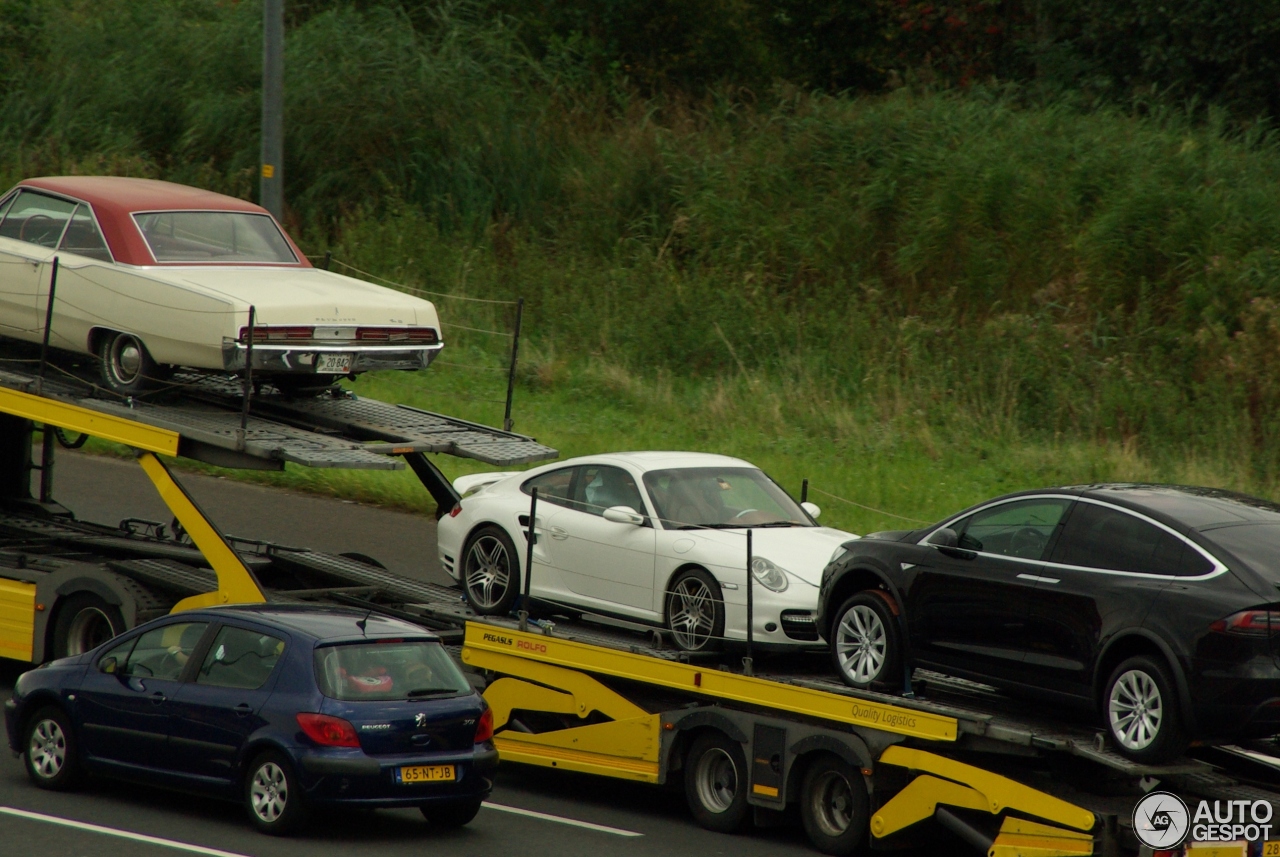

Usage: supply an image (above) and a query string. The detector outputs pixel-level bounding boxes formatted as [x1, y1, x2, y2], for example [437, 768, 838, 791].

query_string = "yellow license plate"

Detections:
[397, 764, 455, 784]
[1263, 842, 1280, 857]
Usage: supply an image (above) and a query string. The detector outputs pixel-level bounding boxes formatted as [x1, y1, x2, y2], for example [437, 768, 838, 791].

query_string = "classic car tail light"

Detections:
[296, 712, 361, 747]
[355, 327, 439, 344]
[1209, 609, 1280, 636]
[474, 707, 494, 743]
[239, 325, 315, 343]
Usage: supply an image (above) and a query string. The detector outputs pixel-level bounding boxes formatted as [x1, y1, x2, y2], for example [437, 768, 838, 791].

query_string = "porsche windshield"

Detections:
[643, 467, 812, 529]
[133, 211, 298, 263]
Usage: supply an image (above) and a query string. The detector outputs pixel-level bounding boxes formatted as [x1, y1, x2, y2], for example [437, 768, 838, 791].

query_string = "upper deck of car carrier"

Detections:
[2, 354, 1280, 855]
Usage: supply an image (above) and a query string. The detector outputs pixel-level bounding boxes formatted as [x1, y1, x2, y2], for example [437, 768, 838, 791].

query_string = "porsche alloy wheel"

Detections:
[666, 569, 725, 652]
[462, 526, 519, 615]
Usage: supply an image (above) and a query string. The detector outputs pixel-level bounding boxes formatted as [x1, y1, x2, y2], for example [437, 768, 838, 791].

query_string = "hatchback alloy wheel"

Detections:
[250, 761, 289, 824]
[28, 718, 67, 781]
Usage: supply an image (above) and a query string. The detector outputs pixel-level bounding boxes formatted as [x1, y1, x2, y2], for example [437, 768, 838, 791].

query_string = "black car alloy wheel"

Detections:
[1104, 655, 1186, 763]
[831, 592, 901, 689]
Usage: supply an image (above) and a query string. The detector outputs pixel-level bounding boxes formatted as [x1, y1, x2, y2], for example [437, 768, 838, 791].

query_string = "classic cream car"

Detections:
[0, 176, 442, 394]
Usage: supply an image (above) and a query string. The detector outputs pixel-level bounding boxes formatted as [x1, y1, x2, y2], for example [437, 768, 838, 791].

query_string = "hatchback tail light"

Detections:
[297, 713, 361, 747]
[1209, 609, 1280, 636]
[474, 707, 494, 744]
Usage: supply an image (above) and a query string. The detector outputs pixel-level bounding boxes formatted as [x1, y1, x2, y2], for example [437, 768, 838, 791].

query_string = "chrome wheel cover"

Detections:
[1109, 669, 1163, 751]
[108, 335, 144, 385]
[835, 604, 887, 684]
[809, 769, 855, 837]
[465, 535, 512, 610]
[250, 761, 289, 823]
[668, 577, 717, 650]
[28, 718, 67, 780]
[66, 607, 114, 656]
[694, 747, 738, 813]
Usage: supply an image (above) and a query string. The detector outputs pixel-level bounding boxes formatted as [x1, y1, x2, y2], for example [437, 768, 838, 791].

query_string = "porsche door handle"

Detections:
[548, 527, 569, 540]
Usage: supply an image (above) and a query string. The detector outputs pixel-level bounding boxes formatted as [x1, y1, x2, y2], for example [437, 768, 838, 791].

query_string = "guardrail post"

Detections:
[744, 528, 754, 676]
[36, 256, 58, 396]
[503, 297, 524, 432]
[801, 478, 809, 504]
[519, 486, 537, 631]
[239, 305, 256, 446]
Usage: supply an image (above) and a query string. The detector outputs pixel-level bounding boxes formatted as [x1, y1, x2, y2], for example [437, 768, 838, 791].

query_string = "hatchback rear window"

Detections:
[314, 640, 471, 701]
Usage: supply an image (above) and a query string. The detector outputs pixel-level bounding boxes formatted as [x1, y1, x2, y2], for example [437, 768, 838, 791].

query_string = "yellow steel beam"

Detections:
[990, 817, 1094, 857]
[870, 774, 989, 838]
[878, 746, 1096, 833]
[463, 622, 957, 742]
[135, 452, 266, 611]
[0, 386, 179, 455]
[493, 736, 661, 782]
[0, 579, 36, 662]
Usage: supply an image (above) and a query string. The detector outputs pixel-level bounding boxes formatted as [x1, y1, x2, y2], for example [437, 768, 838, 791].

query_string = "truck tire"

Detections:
[684, 732, 749, 834]
[53, 593, 125, 658]
[800, 755, 869, 856]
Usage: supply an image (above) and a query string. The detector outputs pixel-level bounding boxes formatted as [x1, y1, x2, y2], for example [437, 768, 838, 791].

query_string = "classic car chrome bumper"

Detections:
[221, 341, 442, 374]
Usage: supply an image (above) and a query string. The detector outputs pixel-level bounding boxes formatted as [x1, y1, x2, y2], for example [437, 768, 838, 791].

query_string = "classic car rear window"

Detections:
[133, 211, 298, 263]
[314, 640, 471, 701]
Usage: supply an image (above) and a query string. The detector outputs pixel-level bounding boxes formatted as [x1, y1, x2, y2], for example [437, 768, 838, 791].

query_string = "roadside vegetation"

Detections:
[9, 0, 1280, 533]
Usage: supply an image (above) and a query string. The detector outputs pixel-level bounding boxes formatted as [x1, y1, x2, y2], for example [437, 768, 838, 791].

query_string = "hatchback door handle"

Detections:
[549, 527, 568, 540]
[234, 703, 253, 717]
[150, 692, 166, 704]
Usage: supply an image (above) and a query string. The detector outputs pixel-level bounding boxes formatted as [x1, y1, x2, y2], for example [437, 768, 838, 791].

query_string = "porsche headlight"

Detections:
[750, 556, 790, 592]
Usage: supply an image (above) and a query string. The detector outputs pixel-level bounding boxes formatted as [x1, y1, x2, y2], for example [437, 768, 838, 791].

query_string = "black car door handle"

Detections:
[234, 704, 253, 717]
[150, 692, 166, 705]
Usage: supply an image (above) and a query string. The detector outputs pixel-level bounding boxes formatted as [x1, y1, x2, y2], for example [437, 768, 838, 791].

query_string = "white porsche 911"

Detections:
[437, 451, 859, 651]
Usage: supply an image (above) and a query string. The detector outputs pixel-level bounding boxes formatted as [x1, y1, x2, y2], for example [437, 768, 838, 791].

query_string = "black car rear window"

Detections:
[314, 640, 470, 701]
[1200, 523, 1280, 579]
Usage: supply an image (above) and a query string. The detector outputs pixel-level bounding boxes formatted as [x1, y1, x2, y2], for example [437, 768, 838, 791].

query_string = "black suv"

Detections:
[817, 484, 1280, 762]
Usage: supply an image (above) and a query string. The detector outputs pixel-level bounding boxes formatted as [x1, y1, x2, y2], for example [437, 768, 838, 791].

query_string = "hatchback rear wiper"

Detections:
[406, 687, 459, 698]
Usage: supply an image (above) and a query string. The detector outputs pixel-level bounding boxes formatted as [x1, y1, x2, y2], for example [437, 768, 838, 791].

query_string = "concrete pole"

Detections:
[260, 0, 284, 219]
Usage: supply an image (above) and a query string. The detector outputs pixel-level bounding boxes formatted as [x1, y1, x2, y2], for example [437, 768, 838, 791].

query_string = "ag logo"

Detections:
[1133, 791, 1190, 849]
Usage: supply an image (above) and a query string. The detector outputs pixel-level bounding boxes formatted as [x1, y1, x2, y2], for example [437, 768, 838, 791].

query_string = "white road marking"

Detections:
[0, 806, 251, 857]
[482, 801, 643, 837]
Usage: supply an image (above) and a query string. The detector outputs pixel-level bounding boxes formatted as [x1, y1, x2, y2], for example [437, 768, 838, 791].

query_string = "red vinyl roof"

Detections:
[13, 176, 310, 267]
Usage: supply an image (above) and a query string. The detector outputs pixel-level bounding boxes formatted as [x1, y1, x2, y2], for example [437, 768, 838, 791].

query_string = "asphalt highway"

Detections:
[0, 453, 828, 857]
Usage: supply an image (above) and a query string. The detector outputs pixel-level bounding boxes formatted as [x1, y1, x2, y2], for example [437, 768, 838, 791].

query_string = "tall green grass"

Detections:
[7, 1, 1280, 516]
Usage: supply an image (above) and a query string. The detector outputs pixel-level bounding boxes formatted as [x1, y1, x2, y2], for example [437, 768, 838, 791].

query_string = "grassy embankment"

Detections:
[9, 3, 1280, 534]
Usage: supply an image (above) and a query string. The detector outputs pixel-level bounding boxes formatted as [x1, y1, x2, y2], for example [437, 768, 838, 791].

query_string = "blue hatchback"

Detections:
[4, 604, 497, 835]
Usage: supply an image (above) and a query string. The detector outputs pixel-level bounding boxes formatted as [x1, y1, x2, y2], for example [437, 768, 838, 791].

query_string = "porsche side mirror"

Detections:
[801, 501, 821, 520]
[929, 527, 959, 547]
[99, 656, 118, 675]
[603, 506, 645, 525]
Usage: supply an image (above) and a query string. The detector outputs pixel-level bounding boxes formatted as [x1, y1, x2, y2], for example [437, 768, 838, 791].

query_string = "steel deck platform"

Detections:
[0, 357, 556, 469]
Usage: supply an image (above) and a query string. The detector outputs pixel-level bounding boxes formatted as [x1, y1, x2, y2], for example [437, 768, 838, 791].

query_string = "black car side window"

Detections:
[98, 637, 138, 674]
[197, 626, 285, 690]
[948, 499, 1071, 560]
[1049, 503, 1189, 575]
[521, 467, 575, 509]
